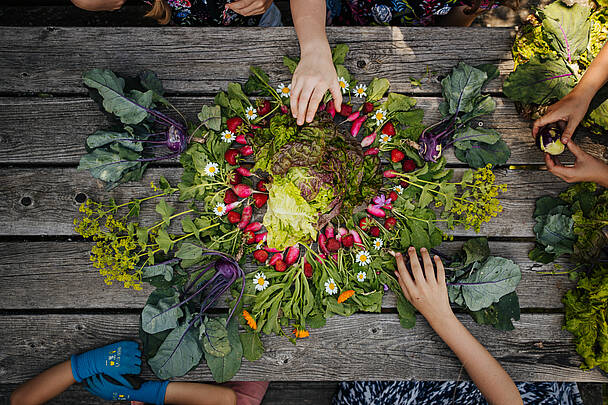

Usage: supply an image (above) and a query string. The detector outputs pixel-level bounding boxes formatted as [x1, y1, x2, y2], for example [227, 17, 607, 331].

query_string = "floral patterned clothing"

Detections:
[326, 0, 497, 26]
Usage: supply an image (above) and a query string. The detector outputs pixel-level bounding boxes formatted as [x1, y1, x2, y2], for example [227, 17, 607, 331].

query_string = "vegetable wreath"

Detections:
[75, 45, 521, 382]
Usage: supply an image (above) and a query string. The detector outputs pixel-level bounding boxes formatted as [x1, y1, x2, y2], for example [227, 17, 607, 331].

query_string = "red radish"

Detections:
[233, 184, 253, 198]
[382, 122, 396, 136]
[237, 166, 253, 177]
[235, 134, 247, 145]
[347, 111, 361, 122]
[400, 180, 409, 188]
[250, 124, 263, 129]
[385, 217, 397, 230]
[224, 149, 240, 166]
[383, 170, 398, 178]
[359, 217, 371, 230]
[224, 189, 238, 204]
[258, 100, 271, 116]
[326, 238, 340, 252]
[363, 102, 374, 114]
[256, 180, 267, 192]
[336, 227, 348, 241]
[226, 117, 243, 133]
[331, 254, 338, 261]
[350, 230, 363, 247]
[225, 201, 241, 212]
[274, 259, 287, 272]
[364, 148, 379, 156]
[304, 262, 313, 278]
[391, 149, 405, 163]
[325, 226, 335, 239]
[269, 253, 283, 266]
[240, 145, 254, 156]
[243, 231, 256, 244]
[318, 233, 329, 255]
[361, 132, 377, 147]
[369, 226, 380, 237]
[327, 100, 336, 118]
[316, 254, 327, 263]
[263, 247, 283, 253]
[280, 105, 289, 114]
[229, 171, 242, 186]
[253, 193, 268, 208]
[238, 205, 252, 229]
[341, 234, 354, 248]
[318, 102, 326, 112]
[254, 232, 267, 243]
[367, 204, 386, 218]
[227, 211, 241, 224]
[253, 249, 268, 263]
[245, 222, 262, 233]
[338, 103, 353, 117]
[384, 203, 393, 210]
[402, 159, 417, 172]
[389, 191, 399, 203]
[350, 115, 367, 137]
[285, 245, 300, 266]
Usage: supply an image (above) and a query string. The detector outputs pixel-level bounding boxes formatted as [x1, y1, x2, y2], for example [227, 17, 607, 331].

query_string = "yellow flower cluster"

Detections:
[74, 199, 144, 290]
[450, 165, 507, 233]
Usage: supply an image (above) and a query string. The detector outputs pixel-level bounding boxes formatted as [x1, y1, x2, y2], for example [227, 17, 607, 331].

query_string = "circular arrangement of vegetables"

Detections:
[75, 45, 522, 382]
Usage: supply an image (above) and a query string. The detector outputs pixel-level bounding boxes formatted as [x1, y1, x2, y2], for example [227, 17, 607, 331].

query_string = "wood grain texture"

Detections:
[0, 241, 574, 310]
[0, 166, 572, 237]
[0, 27, 514, 95]
[0, 313, 605, 383]
[1, 97, 605, 165]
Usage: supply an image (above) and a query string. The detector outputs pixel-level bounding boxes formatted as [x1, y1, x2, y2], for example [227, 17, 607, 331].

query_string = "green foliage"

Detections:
[204, 317, 243, 383]
[141, 289, 183, 334]
[148, 320, 203, 379]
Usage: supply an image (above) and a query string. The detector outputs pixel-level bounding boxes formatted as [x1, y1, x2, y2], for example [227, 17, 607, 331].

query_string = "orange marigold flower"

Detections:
[293, 328, 309, 339]
[337, 289, 355, 303]
[242, 310, 257, 330]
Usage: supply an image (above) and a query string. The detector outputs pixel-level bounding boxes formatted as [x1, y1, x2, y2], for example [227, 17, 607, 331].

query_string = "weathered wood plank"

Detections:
[0, 27, 514, 95]
[0, 241, 574, 310]
[0, 313, 605, 383]
[0, 166, 572, 237]
[0, 381, 336, 405]
[2, 97, 605, 165]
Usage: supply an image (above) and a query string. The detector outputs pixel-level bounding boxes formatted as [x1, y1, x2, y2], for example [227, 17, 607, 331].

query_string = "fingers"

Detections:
[545, 153, 573, 182]
[532, 111, 555, 137]
[395, 252, 414, 292]
[562, 120, 578, 144]
[305, 87, 324, 123]
[407, 247, 424, 283]
[111, 373, 133, 389]
[296, 85, 314, 126]
[290, 80, 302, 120]
[329, 82, 342, 113]
[420, 248, 435, 284]
[434, 255, 445, 286]
[394, 270, 411, 302]
[565, 139, 587, 159]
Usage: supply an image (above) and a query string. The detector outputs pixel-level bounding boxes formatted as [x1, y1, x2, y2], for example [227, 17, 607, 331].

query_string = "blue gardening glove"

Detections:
[85, 375, 169, 405]
[71, 340, 141, 387]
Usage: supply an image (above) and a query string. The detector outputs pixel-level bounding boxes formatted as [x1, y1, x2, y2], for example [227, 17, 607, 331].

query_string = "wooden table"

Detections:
[1, 26, 607, 403]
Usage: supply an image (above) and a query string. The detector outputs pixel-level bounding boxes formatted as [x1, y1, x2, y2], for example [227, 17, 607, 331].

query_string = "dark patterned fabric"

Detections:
[144, 0, 263, 26]
[332, 381, 584, 405]
[326, 0, 498, 26]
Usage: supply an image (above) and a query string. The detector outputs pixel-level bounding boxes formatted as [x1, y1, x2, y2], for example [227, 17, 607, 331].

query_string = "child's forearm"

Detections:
[429, 314, 523, 405]
[573, 43, 608, 103]
[164, 382, 237, 405]
[290, 0, 329, 57]
[10, 360, 76, 405]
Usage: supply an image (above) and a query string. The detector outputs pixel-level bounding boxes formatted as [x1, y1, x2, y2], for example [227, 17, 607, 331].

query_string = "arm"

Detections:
[10, 361, 75, 405]
[225, 0, 273, 17]
[533, 42, 608, 143]
[290, 0, 342, 125]
[544, 140, 608, 187]
[71, 0, 126, 11]
[394, 247, 522, 405]
[165, 382, 237, 405]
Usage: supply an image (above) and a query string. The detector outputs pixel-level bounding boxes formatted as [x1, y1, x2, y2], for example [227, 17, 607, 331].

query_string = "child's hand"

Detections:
[394, 247, 453, 325]
[291, 48, 342, 125]
[71, 340, 141, 386]
[225, 0, 273, 16]
[532, 89, 592, 145]
[71, 0, 126, 11]
[545, 140, 608, 187]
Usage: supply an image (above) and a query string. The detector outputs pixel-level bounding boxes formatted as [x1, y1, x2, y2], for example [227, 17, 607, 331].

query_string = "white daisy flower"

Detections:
[276, 83, 291, 98]
[213, 203, 227, 216]
[204, 162, 219, 177]
[373, 108, 387, 125]
[253, 272, 269, 292]
[337, 77, 349, 94]
[220, 130, 235, 143]
[245, 106, 258, 120]
[394, 185, 404, 194]
[379, 133, 392, 144]
[256, 241, 264, 250]
[356, 271, 367, 282]
[356, 250, 371, 266]
[324, 278, 338, 295]
[373, 238, 383, 250]
[353, 83, 367, 98]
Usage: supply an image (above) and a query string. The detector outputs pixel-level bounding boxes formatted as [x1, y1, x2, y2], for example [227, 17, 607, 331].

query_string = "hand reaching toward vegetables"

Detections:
[532, 91, 591, 145]
[544, 140, 608, 187]
[70, 0, 126, 11]
[225, 0, 273, 16]
[393, 247, 523, 405]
